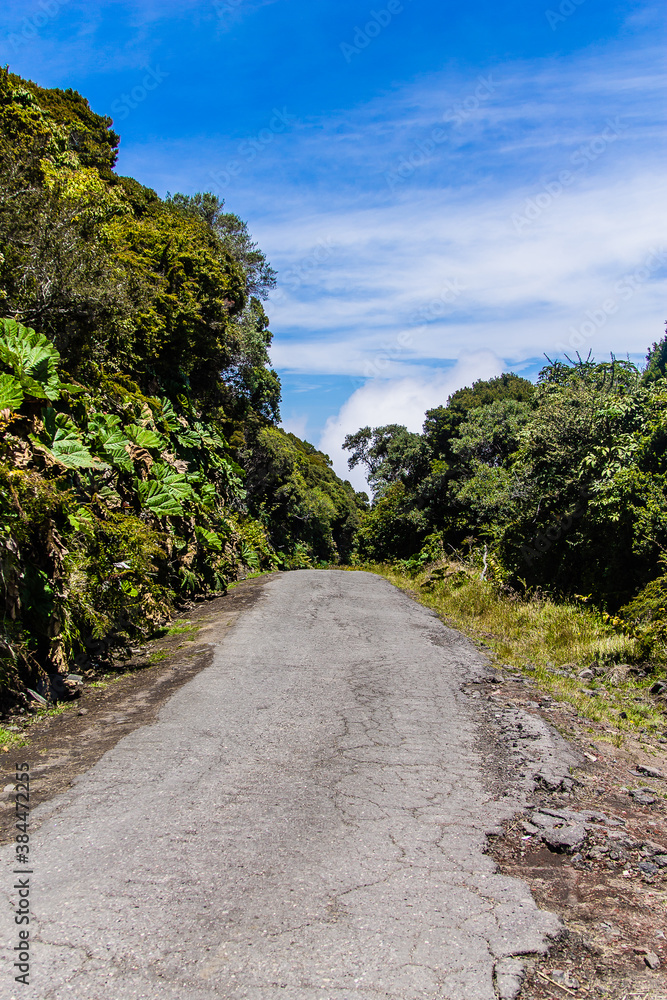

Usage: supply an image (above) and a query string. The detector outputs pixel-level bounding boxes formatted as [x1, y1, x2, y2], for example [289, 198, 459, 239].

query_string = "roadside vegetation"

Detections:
[344, 347, 667, 669]
[341, 339, 667, 739]
[0, 69, 365, 710]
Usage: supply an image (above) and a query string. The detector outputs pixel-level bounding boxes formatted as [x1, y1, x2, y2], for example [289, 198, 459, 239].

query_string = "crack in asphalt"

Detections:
[0, 570, 576, 999]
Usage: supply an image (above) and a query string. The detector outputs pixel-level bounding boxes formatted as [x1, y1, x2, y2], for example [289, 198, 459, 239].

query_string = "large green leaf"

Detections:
[136, 479, 184, 516]
[0, 319, 61, 401]
[0, 373, 24, 411]
[126, 424, 165, 451]
[151, 462, 194, 500]
[31, 411, 96, 469]
[175, 428, 202, 450]
[158, 398, 181, 432]
[101, 432, 133, 472]
[87, 413, 133, 472]
[193, 421, 226, 450]
[194, 526, 222, 552]
[51, 436, 97, 468]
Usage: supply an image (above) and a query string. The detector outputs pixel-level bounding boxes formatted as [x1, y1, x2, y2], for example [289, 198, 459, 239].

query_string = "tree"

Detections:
[450, 398, 531, 470]
[165, 192, 276, 298]
[423, 373, 534, 461]
[643, 328, 667, 384]
[343, 424, 430, 497]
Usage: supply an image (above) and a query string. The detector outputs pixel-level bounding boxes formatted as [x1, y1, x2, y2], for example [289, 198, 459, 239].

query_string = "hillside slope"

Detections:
[0, 69, 364, 708]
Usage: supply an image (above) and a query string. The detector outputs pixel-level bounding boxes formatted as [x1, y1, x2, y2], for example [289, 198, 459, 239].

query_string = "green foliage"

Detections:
[165, 192, 276, 299]
[618, 573, 667, 658]
[0, 318, 62, 400]
[243, 427, 364, 563]
[34, 410, 97, 470]
[423, 373, 534, 461]
[0, 69, 364, 707]
[355, 482, 430, 561]
[343, 423, 429, 496]
[643, 330, 667, 385]
[0, 373, 23, 411]
[19, 75, 120, 177]
[351, 355, 667, 658]
[136, 479, 184, 517]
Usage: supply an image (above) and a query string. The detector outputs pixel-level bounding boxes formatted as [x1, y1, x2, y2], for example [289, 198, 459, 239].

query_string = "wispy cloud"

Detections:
[116, 41, 665, 470]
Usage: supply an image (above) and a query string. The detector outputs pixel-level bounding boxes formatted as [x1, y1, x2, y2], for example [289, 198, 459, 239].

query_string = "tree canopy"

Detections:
[348, 347, 667, 630]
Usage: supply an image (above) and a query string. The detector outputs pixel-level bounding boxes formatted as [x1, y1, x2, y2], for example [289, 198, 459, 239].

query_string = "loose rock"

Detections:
[550, 969, 580, 989]
[543, 823, 587, 852]
[629, 789, 657, 805]
[637, 764, 664, 779]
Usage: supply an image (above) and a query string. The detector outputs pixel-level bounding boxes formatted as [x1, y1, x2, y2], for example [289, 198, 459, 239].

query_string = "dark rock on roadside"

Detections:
[543, 823, 587, 852]
[637, 764, 664, 779]
[629, 788, 657, 805]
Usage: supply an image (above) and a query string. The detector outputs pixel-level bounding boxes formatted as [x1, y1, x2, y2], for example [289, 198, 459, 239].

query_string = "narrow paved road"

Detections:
[2, 570, 566, 999]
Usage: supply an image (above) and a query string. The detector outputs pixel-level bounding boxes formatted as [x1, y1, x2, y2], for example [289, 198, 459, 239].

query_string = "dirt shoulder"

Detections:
[0, 573, 275, 846]
[478, 664, 667, 999]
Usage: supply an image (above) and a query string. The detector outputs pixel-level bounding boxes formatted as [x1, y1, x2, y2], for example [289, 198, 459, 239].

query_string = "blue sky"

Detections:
[2, 0, 666, 487]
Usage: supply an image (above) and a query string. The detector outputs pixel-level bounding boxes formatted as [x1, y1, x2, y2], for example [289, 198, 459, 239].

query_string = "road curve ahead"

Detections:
[1, 570, 563, 1000]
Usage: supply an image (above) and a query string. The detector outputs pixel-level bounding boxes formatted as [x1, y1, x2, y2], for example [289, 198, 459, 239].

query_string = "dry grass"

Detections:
[353, 561, 666, 742]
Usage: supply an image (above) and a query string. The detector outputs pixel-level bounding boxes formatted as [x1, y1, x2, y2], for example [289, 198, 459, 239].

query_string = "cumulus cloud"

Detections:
[318, 352, 504, 490]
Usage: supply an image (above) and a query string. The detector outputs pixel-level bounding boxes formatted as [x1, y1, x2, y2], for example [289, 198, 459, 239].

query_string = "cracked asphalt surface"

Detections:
[1, 570, 575, 999]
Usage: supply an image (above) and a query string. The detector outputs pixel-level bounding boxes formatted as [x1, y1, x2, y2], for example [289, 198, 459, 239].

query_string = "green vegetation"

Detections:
[0, 725, 27, 750]
[3, 66, 666, 725]
[164, 622, 199, 637]
[346, 355, 667, 663]
[0, 69, 364, 709]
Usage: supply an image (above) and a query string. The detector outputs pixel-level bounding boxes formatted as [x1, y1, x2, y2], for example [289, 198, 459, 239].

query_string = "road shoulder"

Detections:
[0, 574, 275, 846]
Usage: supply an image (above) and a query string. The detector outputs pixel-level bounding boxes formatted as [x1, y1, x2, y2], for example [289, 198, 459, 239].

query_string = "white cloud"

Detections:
[262, 173, 667, 375]
[280, 412, 308, 439]
[318, 352, 504, 490]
